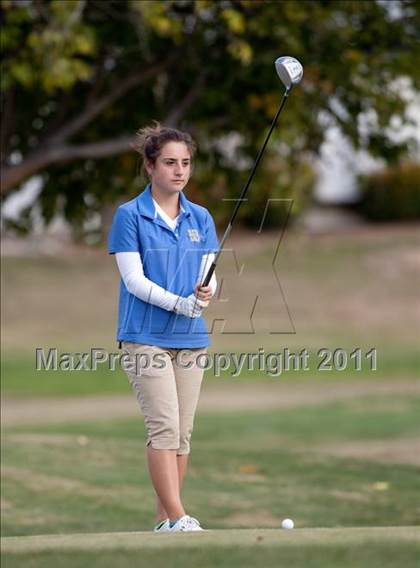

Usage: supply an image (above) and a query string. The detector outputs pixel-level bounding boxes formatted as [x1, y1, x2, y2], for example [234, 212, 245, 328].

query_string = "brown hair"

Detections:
[132, 121, 196, 173]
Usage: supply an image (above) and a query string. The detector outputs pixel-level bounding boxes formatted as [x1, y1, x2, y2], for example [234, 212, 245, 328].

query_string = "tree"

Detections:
[1, 0, 419, 237]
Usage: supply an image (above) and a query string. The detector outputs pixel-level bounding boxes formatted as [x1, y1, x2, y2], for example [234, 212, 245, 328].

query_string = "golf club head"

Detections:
[275, 56, 303, 90]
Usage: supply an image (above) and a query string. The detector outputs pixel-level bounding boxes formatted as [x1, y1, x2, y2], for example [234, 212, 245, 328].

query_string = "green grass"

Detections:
[2, 394, 420, 538]
[1, 346, 419, 398]
[8, 393, 420, 443]
[1, 356, 127, 397]
[2, 529, 420, 568]
[2, 228, 420, 566]
[2, 227, 420, 358]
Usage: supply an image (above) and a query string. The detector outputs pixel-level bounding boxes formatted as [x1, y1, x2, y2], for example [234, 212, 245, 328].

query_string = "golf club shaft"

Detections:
[201, 87, 291, 287]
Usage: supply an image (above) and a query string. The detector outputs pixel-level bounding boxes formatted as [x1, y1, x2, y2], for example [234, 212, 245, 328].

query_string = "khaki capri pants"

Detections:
[121, 342, 207, 455]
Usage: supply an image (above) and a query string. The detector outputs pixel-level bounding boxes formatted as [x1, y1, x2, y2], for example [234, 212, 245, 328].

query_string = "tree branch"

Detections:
[2, 52, 182, 194]
[164, 72, 207, 127]
[37, 90, 75, 143]
[1, 136, 134, 196]
[43, 62, 167, 145]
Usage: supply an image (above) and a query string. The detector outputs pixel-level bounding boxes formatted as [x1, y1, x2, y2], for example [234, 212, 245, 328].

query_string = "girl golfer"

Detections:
[108, 123, 218, 532]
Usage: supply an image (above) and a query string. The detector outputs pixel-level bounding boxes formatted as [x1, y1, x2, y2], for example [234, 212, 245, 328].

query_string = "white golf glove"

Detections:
[174, 294, 204, 318]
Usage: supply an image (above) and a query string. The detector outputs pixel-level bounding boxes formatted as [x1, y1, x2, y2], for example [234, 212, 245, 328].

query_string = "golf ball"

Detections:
[281, 518, 294, 529]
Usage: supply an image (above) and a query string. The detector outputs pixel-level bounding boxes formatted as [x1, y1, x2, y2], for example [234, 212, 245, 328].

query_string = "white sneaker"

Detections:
[168, 515, 204, 532]
[153, 519, 170, 533]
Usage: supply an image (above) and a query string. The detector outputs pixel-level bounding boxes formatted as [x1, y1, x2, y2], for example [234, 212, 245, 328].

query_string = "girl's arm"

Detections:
[115, 252, 203, 318]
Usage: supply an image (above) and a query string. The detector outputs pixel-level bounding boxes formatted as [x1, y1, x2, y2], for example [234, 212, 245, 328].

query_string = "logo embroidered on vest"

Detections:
[187, 229, 200, 242]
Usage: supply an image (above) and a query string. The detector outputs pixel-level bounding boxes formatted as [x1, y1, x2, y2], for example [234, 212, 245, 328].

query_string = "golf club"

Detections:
[201, 56, 303, 287]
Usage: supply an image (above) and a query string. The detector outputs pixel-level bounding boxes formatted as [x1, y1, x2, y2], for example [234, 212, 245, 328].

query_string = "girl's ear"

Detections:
[144, 160, 154, 177]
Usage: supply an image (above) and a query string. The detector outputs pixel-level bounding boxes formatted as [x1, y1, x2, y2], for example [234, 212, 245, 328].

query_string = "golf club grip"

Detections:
[201, 261, 217, 287]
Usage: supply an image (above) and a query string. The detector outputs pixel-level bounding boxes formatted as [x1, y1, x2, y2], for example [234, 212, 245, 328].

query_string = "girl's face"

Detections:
[146, 141, 192, 195]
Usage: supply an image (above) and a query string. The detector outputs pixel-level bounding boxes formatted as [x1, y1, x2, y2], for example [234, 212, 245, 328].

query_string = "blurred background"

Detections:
[1, 0, 420, 562]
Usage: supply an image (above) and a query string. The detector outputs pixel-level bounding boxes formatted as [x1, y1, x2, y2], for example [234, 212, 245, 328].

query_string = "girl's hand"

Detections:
[194, 282, 212, 307]
[174, 294, 203, 318]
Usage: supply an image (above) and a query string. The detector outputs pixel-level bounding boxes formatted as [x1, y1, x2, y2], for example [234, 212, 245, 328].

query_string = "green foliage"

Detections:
[358, 162, 420, 221]
[1, 0, 420, 239]
[241, 156, 316, 228]
[1, 0, 96, 92]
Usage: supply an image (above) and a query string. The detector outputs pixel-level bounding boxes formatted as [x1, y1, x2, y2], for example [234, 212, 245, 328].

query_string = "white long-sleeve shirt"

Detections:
[115, 198, 217, 311]
[115, 252, 217, 311]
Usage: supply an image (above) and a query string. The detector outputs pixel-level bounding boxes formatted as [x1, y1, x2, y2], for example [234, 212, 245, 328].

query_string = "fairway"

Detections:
[2, 527, 420, 568]
[3, 526, 420, 552]
[3, 385, 420, 536]
[2, 227, 419, 568]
